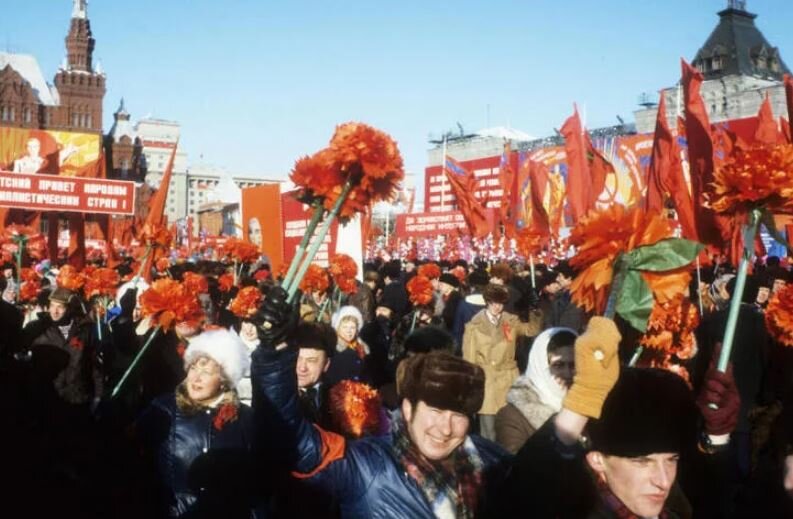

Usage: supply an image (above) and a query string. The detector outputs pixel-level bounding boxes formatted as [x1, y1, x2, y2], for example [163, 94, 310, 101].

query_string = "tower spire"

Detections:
[72, 0, 87, 19]
[727, 0, 746, 11]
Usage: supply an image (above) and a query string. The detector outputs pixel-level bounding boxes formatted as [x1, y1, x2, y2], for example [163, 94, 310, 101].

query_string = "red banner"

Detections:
[395, 209, 497, 238]
[0, 171, 135, 215]
[281, 190, 339, 268]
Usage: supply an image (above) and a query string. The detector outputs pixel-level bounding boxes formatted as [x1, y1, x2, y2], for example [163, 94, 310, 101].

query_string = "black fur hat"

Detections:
[587, 368, 698, 457]
[398, 352, 484, 416]
[404, 326, 455, 355]
[291, 322, 337, 358]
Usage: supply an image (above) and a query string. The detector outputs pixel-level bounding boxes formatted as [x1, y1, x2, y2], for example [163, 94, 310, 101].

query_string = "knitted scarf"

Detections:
[595, 476, 670, 519]
[392, 414, 484, 519]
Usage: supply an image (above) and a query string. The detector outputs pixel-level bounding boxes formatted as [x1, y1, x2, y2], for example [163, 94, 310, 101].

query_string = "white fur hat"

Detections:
[183, 328, 251, 389]
[331, 305, 364, 331]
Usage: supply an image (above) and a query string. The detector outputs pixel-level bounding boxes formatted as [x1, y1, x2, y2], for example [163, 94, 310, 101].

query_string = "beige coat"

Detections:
[462, 309, 542, 415]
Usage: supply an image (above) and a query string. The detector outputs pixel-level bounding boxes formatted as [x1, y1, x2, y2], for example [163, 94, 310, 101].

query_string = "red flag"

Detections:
[584, 133, 614, 209]
[754, 95, 782, 145]
[646, 94, 697, 240]
[560, 105, 591, 221]
[139, 141, 178, 280]
[498, 142, 516, 237]
[527, 159, 550, 236]
[681, 59, 722, 246]
[784, 74, 793, 141]
[443, 155, 491, 238]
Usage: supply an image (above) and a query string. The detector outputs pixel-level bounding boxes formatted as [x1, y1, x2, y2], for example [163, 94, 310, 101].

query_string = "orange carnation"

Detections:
[329, 254, 359, 295]
[140, 279, 204, 331]
[639, 296, 699, 359]
[328, 380, 382, 438]
[709, 143, 793, 215]
[299, 263, 330, 294]
[155, 257, 171, 273]
[220, 237, 260, 264]
[138, 223, 173, 249]
[83, 267, 121, 299]
[19, 271, 41, 303]
[218, 273, 235, 292]
[182, 272, 208, 295]
[229, 286, 263, 318]
[568, 205, 677, 314]
[56, 265, 86, 292]
[407, 275, 434, 306]
[417, 263, 441, 280]
[765, 284, 793, 347]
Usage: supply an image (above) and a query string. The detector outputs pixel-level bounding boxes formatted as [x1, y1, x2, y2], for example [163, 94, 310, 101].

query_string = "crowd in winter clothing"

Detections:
[1, 252, 793, 518]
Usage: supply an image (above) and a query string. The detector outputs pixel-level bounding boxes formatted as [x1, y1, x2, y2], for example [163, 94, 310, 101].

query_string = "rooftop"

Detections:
[0, 52, 58, 106]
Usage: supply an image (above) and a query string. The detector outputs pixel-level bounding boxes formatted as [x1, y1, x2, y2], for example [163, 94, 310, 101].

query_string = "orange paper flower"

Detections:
[220, 237, 260, 264]
[155, 257, 171, 273]
[218, 273, 235, 292]
[765, 284, 793, 347]
[708, 143, 793, 215]
[182, 272, 209, 295]
[56, 265, 86, 292]
[229, 286, 263, 318]
[19, 269, 41, 303]
[568, 205, 681, 314]
[417, 263, 441, 280]
[516, 228, 549, 258]
[83, 267, 121, 299]
[140, 278, 204, 331]
[328, 380, 381, 438]
[329, 254, 359, 295]
[299, 263, 330, 294]
[407, 275, 434, 306]
[138, 223, 173, 248]
[639, 296, 699, 359]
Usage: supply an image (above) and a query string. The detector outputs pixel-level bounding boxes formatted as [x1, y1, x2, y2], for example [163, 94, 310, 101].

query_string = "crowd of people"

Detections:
[0, 251, 792, 518]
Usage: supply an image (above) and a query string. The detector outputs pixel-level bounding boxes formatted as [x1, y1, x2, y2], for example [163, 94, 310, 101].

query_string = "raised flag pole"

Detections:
[441, 136, 448, 210]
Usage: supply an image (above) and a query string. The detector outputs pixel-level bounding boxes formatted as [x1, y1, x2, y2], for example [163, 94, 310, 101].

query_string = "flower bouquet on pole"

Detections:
[706, 142, 793, 372]
[229, 286, 264, 320]
[2, 225, 46, 302]
[300, 263, 331, 322]
[516, 227, 549, 289]
[406, 274, 434, 332]
[636, 294, 700, 383]
[136, 223, 173, 282]
[567, 205, 702, 364]
[111, 278, 204, 399]
[83, 267, 120, 341]
[325, 253, 359, 319]
[219, 237, 261, 284]
[282, 122, 404, 303]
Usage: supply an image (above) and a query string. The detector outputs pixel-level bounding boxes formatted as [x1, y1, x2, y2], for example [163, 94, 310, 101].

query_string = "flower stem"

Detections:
[628, 346, 644, 367]
[111, 325, 160, 399]
[603, 254, 629, 319]
[717, 208, 761, 373]
[282, 202, 325, 290]
[529, 254, 536, 289]
[287, 180, 355, 303]
[135, 244, 153, 281]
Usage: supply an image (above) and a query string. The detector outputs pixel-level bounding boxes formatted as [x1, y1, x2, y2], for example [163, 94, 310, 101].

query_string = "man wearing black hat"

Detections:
[498, 317, 740, 518]
[294, 322, 336, 428]
[251, 287, 510, 518]
[438, 272, 462, 331]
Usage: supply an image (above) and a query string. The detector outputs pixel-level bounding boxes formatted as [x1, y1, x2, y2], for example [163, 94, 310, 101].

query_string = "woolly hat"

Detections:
[438, 272, 460, 289]
[482, 283, 510, 304]
[183, 328, 251, 389]
[332, 305, 364, 331]
[398, 351, 485, 416]
[587, 368, 698, 457]
[49, 287, 75, 305]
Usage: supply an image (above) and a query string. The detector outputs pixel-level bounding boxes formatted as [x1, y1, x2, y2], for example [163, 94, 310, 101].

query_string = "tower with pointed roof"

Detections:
[634, 1, 789, 134]
[105, 99, 146, 181]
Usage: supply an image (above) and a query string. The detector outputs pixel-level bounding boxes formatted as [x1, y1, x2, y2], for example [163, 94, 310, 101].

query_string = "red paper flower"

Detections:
[253, 269, 270, 282]
[138, 223, 173, 249]
[406, 275, 434, 306]
[56, 265, 86, 292]
[328, 380, 381, 438]
[329, 254, 359, 295]
[155, 257, 171, 273]
[69, 337, 84, 351]
[502, 322, 512, 341]
[220, 237, 260, 264]
[639, 296, 700, 359]
[516, 228, 549, 258]
[229, 286, 263, 318]
[218, 273, 235, 292]
[83, 268, 121, 299]
[140, 279, 205, 331]
[708, 143, 793, 215]
[182, 272, 209, 295]
[417, 263, 441, 280]
[299, 263, 330, 294]
[213, 402, 238, 431]
[766, 284, 793, 347]
[19, 269, 41, 303]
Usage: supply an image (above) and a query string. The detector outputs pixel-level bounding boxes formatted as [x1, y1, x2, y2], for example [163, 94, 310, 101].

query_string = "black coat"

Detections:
[135, 394, 266, 518]
[0, 299, 22, 357]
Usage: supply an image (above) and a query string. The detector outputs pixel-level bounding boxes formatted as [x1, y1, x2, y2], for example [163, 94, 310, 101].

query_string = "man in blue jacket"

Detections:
[251, 287, 510, 518]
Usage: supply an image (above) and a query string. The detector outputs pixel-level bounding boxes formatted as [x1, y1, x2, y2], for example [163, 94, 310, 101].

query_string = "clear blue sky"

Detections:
[3, 1, 793, 187]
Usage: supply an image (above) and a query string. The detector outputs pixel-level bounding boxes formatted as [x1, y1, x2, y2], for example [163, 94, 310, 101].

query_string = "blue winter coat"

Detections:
[251, 345, 511, 518]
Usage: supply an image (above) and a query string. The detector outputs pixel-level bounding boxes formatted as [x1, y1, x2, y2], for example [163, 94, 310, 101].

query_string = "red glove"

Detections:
[696, 364, 740, 436]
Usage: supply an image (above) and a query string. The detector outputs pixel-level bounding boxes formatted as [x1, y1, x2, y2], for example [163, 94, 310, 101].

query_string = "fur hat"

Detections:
[482, 283, 510, 304]
[467, 269, 490, 290]
[398, 352, 485, 416]
[183, 328, 251, 389]
[404, 325, 455, 355]
[292, 322, 337, 357]
[49, 287, 75, 305]
[490, 262, 514, 282]
[438, 272, 460, 289]
[587, 368, 698, 457]
[332, 305, 364, 331]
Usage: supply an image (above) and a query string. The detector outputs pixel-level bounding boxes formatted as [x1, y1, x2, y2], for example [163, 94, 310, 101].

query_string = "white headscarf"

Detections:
[526, 327, 577, 411]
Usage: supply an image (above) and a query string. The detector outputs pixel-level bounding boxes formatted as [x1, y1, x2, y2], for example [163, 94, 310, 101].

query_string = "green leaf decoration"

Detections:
[616, 270, 654, 332]
[626, 238, 702, 272]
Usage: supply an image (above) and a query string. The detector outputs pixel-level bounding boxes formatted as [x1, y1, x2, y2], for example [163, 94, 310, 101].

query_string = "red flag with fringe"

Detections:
[560, 106, 591, 221]
[646, 94, 697, 240]
[443, 155, 490, 238]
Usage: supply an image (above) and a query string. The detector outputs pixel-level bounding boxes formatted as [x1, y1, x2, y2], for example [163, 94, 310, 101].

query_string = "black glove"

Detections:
[253, 286, 299, 347]
[526, 288, 540, 310]
[119, 287, 138, 319]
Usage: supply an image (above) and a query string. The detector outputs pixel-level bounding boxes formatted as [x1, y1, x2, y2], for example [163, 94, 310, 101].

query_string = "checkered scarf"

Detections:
[595, 476, 670, 519]
[391, 413, 483, 519]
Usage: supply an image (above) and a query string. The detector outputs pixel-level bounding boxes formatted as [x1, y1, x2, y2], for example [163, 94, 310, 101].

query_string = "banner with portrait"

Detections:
[0, 127, 102, 177]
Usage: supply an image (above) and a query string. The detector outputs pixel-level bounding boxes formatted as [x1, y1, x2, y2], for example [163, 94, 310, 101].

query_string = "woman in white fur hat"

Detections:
[134, 328, 265, 518]
[324, 305, 374, 388]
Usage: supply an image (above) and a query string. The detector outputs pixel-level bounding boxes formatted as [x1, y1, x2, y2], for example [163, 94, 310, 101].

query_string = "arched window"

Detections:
[23, 107, 31, 123]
